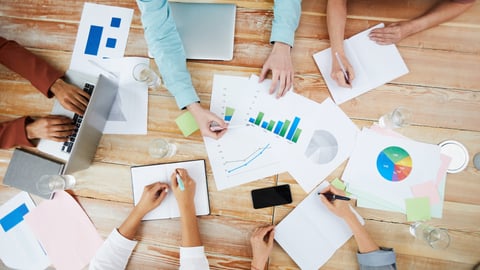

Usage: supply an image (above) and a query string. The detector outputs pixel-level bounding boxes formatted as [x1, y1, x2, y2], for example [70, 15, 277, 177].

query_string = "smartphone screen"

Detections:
[251, 184, 292, 209]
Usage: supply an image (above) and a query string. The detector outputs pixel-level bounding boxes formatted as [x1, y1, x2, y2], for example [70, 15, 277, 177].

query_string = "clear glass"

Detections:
[378, 107, 411, 129]
[132, 63, 162, 89]
[148, 138, 177, 158]
[36, 174, 76, 195]
[409, 222, 451, 249]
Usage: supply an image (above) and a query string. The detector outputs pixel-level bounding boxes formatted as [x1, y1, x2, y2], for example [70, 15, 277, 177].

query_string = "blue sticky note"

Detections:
[0, 203, 29, 232]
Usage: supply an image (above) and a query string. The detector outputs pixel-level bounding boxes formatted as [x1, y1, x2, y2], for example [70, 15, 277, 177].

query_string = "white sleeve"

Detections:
[89, 229, 138, 270]
[179, 246, 210, 270]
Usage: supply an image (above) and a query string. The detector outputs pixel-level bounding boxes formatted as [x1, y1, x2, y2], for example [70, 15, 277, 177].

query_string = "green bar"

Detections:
[279, 120, 291, 137]
[225, 107, 235, 117]
[292, 128, 302, 143]
[254, 112, 264, 125]
[267, 120, 275, 131]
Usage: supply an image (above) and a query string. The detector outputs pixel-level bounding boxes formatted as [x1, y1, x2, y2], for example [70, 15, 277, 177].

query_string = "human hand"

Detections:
[319, 186, 355, 220]
[259, 42, 294, 98]
[170, 168, 196, 214]
[331, 52, 355, 88]
[135, 182, 169, 217]
[250, 225, 275, 269]
[187, 102, 227, 139]
[50, 78, 90, 116]
[25, 115, 75, 142]
[368, 21, 413, 45]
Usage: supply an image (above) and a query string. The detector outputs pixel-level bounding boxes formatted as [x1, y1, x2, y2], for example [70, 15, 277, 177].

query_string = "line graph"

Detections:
[225, 144, 271, 173]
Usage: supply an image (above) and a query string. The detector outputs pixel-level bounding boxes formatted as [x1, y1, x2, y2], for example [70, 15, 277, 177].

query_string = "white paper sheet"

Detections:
[0, 192, 50, 270]
[313, 23, 409, 104]
[275, 181, 364, 269]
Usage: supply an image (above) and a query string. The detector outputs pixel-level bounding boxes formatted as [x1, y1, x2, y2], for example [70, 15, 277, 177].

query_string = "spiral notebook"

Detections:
[130, 159, 209, 220]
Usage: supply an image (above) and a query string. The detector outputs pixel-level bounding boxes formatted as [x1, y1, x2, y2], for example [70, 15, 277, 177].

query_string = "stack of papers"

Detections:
[342, 126, 450, 220]
[204, 74, 359, 192]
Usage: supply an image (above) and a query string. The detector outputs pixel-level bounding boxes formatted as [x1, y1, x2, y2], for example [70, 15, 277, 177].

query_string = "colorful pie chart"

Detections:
[376, 146, 412, 182]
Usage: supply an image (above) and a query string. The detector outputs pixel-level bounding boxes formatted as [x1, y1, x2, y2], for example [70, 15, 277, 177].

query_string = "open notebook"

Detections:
[314, 23, 409, 104]
[274, 181, 364, 269]
[131, 159, 209, 220]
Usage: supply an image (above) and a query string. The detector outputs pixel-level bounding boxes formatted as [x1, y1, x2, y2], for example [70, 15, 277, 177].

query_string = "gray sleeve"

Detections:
[357, 247, 397, 270]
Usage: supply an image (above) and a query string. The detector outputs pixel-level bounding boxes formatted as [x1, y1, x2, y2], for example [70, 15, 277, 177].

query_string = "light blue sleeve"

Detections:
[270, 0, 302, 47]
[357, 247, 397, 270]
[136, 0, 199, 109]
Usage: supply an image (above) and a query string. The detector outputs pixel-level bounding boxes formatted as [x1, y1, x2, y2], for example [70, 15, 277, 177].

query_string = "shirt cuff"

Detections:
[110, 229, 138, 250]
[179, 246, 206, 258]
[357, 247, 396, 267]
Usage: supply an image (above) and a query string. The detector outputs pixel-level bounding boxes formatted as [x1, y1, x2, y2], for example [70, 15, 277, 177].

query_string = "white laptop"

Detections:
[37, 70, 118, 174]
[169, 2, 236, 61]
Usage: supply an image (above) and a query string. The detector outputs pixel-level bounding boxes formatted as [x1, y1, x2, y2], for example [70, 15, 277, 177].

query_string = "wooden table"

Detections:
[1, 0, 479, 269]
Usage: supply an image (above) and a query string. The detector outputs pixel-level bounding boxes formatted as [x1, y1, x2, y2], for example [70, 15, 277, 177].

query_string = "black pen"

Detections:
[318, 192, 351, 201]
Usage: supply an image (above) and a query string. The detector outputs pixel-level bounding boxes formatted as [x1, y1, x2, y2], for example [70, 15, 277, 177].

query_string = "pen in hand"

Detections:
[334, 52, 351, 86]
[318, 192, 351, 201]
[175, 170, 185, 191]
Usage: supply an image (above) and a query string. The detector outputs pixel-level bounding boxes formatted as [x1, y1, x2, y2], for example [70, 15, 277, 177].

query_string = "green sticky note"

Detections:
[405, 197, 431, 222]
[175, 111, 199, 137]
[331, 178, 346, 191]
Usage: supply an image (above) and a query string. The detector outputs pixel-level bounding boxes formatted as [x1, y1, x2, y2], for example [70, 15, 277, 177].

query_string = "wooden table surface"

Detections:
[1, 0, 479, 269]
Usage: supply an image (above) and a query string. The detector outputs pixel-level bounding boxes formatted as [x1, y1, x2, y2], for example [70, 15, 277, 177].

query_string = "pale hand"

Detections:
[259, 42, 294, 98]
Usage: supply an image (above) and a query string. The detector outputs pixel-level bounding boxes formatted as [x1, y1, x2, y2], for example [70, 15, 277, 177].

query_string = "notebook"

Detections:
[169, 2, 236, 60]
[313, 23, 409, 104]
[3, 148, 64, 199]
[131, 159, 209, 220]
[37, 70, 118, 174]
[274, 181, 365, 269]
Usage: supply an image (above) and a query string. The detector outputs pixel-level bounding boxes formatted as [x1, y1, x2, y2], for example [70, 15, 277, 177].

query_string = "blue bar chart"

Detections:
[248, 112, 302, 143]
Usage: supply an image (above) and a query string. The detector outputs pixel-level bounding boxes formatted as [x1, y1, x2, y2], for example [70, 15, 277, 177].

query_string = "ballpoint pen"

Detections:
[334, 52, 351, 85]
[317, 192, 351, 201]
[175, 170, 185, 191]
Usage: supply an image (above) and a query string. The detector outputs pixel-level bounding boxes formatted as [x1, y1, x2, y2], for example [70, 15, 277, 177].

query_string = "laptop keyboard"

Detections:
[61, 83, 95, 153]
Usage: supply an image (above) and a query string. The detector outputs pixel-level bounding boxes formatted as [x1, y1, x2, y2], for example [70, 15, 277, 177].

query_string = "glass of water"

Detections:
[36, 174, 76, 195]
[409, 222, 451, 249]
[378, 107, 411, 129]
[132, 63, 162, 89]
[148, 138, 177, 159]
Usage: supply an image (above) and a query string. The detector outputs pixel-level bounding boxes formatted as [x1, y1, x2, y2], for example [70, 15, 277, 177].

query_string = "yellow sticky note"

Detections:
[405, 197, 431, 222]
[175, 111, 199, 137]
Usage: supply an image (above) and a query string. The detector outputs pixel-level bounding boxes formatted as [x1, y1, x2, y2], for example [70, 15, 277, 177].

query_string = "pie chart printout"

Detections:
[376, 146, 412, 181]
[304, 130, 338, 164]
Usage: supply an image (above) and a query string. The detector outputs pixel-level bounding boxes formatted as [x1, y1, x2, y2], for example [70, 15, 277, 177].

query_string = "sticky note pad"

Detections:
[175, 111, 199, 137]
[405, 197, 431, 222]
[411, 180, 440, 205]
[331, 178, 346, 191]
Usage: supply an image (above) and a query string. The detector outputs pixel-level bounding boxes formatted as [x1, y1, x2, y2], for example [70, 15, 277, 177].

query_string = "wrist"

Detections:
[186, 102, 202, 112]
[272, 42, 291, 53]
[49, 78, 63, 96]
[251, 258, 267, 270]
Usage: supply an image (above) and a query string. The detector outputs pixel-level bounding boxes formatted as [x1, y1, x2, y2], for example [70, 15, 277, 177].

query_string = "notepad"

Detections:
[313, 23, 409, 104]
[131, 159, 209, 220]
[275, 181, 364, 269]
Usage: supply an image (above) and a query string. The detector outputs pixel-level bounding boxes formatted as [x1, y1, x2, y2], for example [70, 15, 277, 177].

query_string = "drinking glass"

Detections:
[378, 107, 411, 129]
[36, 174, 76, 195]
[132, 63, 162, 89]
[409, 222, 451, 249]
[148, 138, 177, 158]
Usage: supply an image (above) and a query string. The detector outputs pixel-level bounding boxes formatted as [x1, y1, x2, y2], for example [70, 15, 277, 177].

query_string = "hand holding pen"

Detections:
[171, 168, 196, 211]
[318, 185, 355, 220]
[332, 52, 355, 88]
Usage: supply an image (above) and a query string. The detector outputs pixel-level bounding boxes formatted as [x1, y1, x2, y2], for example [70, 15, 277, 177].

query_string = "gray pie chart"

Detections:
[304, 130, 338, 164]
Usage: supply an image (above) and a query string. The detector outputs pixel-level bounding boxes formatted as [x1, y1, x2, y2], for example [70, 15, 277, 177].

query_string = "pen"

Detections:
[209, 122, 245, 132]
[318, 192, 351, 201]
[175, 170, 185, 191]
[334, 52, 350, 85]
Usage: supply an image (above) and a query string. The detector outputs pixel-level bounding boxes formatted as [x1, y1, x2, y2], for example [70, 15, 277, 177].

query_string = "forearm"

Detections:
[407, 0, 474, 36]
[270, 0, 302, 46]
[180, 207, 202, 247]
[327, 0, 348, 53]
[0, 117, 34, 149]
[118, 208, 145, 240]
[344, 214, 379, 253]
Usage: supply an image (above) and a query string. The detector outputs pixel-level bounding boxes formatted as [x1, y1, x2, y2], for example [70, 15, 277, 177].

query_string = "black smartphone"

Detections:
[251, 184, 292, 209]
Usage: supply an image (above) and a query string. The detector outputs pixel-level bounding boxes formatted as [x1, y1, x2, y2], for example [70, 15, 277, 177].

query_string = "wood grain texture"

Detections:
[1, 0, 479, 269]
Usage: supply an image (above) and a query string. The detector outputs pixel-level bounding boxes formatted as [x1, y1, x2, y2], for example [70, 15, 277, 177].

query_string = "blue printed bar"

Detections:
[273, 121, 284, 135]
[286, 117, 300, 140]
[249, 117, 255, 123]
[84, 25, 103, 56]
[225, 115, 232, 121]
[261, 121, 268, 129]
[0, 203, 29, 232]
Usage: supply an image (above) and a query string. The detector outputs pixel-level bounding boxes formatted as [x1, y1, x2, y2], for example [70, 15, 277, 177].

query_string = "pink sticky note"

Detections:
[436, 154, 452, 186]
[411, 180, 440, 205]
[24, 191, 103, 270]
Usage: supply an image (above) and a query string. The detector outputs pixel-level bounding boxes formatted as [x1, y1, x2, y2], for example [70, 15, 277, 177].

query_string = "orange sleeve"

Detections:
[0, 117, 35, 149]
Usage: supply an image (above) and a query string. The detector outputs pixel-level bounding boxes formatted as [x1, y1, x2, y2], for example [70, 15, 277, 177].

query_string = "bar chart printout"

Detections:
[224, 106, 235, 122]
[248, 112, 302, 143]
